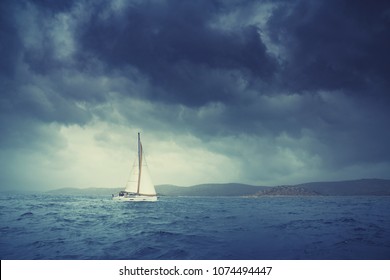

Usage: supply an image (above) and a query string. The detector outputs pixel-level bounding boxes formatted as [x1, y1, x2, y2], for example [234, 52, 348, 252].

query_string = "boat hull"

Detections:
[112, 195, 158, 202]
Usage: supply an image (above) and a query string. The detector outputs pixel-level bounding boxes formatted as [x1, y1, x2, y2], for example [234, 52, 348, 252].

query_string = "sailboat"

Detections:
[112, 133, 158, 202]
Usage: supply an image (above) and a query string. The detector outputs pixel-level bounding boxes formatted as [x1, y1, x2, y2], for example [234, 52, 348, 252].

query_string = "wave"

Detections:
[0, 195, 389, 259]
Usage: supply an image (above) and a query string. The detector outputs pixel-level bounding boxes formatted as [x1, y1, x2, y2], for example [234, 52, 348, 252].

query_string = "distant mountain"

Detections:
[156, 183, 270, 196]
[254, 179, 390, 196]
[46, 179, 390, 197]
[297, 179, 390, 196]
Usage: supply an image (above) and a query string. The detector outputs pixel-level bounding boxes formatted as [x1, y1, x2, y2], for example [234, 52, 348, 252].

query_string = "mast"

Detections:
[136, 132, 143, 194]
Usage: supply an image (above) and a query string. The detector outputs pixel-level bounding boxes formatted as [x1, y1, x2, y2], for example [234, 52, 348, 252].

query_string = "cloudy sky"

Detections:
[1, 0, 389, 191]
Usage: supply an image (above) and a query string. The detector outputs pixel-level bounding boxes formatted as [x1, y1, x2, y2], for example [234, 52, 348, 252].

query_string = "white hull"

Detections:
[112, 195, 158, 202]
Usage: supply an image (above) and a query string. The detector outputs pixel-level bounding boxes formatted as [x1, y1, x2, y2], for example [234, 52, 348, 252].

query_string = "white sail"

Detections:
[124, 155, 156, 195]
[124, 159, 139, 193]
[138, 160, 156, 196]
[115, 132, 157, 201]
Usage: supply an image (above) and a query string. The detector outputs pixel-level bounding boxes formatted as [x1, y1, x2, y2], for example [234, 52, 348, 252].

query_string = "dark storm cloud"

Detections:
[0, 0, 75, 77]
[262, 0, 390, 168]
[1, 0, 390, 187]
[77, 0, 277, 106]
[2, 0, 389, 114]
[0, 0, 88, 149]
[268, 0, 390, 94]
[0, 1, 22, 77]
[30, 0, 75, 12]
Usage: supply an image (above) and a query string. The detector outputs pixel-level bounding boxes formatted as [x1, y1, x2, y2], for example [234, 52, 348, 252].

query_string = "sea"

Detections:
[0, 194, 389, 260]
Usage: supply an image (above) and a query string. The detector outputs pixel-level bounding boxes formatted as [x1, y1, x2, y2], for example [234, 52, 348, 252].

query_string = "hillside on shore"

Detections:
[253, 179, 390, 196]
[46, 179, 390, 196]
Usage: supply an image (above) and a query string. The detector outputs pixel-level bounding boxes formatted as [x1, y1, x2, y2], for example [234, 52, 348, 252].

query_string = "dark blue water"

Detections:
[0, 194, 389, 260]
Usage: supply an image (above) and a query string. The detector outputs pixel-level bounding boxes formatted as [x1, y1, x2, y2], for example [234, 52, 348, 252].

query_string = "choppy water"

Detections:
[0, 194, 389, 260]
